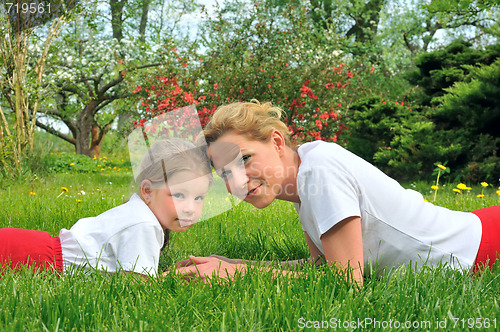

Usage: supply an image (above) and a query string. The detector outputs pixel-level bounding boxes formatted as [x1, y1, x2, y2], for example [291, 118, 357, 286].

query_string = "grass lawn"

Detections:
[1, 172, 499, 331]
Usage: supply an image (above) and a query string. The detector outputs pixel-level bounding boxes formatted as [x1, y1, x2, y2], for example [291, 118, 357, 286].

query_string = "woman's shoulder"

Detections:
[297, 141, 353, 168]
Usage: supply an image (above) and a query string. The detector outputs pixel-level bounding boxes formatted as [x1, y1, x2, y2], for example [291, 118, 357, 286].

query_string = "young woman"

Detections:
[176, 100, 500, 285]
[0, 139, 212, 277]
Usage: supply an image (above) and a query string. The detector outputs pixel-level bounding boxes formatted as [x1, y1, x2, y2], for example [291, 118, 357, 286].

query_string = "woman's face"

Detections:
[147, 170, 210, 232]
[209, 131, 287, 209]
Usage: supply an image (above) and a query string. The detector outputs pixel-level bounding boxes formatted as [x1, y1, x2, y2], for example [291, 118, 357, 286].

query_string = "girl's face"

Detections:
[210, 130, 286, 209]
[146, 170, 210, 232]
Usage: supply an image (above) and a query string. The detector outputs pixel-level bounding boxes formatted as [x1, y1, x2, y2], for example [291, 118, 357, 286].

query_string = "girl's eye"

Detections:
[195, 195, 205, 201]
[240, 155, 250, 164]
[172, 193, 184, 199]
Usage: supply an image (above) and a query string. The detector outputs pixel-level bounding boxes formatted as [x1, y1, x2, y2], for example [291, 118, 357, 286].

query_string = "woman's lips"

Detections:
[246, 184, 262, 198]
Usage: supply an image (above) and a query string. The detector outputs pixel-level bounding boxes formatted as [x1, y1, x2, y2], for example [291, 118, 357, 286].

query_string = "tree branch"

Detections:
[35, 120, 76, 145]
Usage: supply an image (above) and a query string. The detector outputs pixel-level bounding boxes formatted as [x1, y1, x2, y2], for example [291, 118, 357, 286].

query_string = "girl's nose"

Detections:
[227, 167, 249, 199]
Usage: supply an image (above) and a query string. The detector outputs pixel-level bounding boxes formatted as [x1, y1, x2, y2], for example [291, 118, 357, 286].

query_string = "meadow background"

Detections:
[0, 131, 500, 330]
[1, 0, 500, 330]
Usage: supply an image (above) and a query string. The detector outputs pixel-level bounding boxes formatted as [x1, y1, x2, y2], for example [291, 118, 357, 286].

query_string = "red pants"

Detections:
[472, 205, 500, 271]
[0, 228, 63, 274]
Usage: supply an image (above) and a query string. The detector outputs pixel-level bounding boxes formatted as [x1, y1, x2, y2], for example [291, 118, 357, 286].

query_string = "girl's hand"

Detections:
[174, 255, 246, 282]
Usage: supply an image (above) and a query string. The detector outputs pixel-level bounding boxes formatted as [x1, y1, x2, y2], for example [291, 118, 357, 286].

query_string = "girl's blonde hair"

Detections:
[136, 138, 211, 186]
[203, 100, 293, 146]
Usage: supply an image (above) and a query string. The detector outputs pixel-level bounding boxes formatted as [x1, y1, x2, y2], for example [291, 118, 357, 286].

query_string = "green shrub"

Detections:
[344, 97, 465, 181]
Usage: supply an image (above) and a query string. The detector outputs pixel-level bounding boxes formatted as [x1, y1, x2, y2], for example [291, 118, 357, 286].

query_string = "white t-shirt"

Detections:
[59, 193, 164, 276]
[294, 141, 482, 276]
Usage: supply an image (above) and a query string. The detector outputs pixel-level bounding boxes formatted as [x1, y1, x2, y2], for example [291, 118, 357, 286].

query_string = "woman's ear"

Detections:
[271, 129, 286, 155]
[140, 179, 153, 202]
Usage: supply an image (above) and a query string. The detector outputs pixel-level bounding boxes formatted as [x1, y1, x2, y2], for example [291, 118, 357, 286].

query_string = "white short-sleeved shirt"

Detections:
[59, 193, 164, 276]
[294, 141, 482, 276]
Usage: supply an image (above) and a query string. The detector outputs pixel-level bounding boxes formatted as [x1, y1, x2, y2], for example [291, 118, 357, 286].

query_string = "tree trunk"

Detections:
[139, 0, 150, 43]
[110, 0, 126, 41]
[76, 100, 99, 156]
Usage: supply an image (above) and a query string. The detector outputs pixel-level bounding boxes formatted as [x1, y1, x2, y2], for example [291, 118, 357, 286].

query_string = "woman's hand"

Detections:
[172, 255, 246, 282]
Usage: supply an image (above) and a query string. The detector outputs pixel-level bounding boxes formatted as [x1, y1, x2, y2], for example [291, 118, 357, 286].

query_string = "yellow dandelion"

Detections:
[477, 194, 485, 198]
[424, 199, 429, 202]
[437, 164, 446, 170]
[57, 187, 68, 198]
[431, 185, 439, 190]
[98, 164, 102, 167]
[466, 187, 472, 190]
[70, 163, 75, 166]
[481, 182, 488, 187]
[496, 190, 500, 196]
[76, 199, 82, 203]
[101, 168, 105, 171]
[453, 189, 461, 194]
[457, 183, 467, 190]
[113, 166, 117, 170]
[29, 192, 36, 196]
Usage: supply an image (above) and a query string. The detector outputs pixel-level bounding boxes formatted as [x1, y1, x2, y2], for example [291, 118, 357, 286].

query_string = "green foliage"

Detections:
[406, 40, 500, 106]
[401, 41, 500, 183]
[344, 97, 463, 181]
[432, 59, 500, 182]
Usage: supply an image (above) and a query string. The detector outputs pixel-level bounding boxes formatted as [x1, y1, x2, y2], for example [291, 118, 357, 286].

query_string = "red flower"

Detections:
[325, 82, 334, 89]
[214, 83, 218, 89]
[132, 85, 141, 94]
[370, 67, 375, 73]
[347, 71, 353, 78]
[240, 88, 245, 94]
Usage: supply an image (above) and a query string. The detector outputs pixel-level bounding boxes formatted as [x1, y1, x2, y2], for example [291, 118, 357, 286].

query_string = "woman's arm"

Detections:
[280, 232, 325, 268]
[173, 232, 325, 280]
[320, 216, 364, 286]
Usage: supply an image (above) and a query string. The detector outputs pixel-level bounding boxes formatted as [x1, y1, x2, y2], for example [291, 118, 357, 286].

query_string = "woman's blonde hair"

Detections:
[203, 100, 293, 146]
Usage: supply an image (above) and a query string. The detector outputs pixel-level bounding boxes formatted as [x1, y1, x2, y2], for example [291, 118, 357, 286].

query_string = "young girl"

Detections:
[176, 100, 500, 284]
[0, 138, 212, 277]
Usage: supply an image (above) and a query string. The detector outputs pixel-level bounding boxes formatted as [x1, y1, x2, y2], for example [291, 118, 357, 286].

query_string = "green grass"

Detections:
[1, 173, 500, 331]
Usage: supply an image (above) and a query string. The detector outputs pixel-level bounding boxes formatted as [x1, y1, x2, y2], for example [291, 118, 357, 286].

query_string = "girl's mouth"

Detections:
[178, 219, 196, 227]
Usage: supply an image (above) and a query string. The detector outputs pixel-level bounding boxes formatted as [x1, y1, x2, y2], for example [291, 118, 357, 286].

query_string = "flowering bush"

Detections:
[133, 3, 398, 147]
